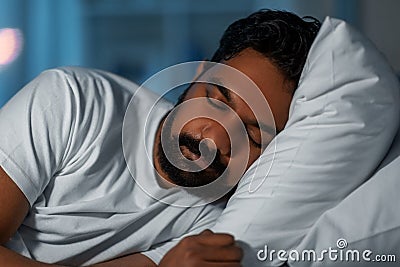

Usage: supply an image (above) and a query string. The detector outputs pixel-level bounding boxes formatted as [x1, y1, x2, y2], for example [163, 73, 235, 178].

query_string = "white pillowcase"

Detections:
[211, 17, 400, 267]
[292, 126, 400, 267]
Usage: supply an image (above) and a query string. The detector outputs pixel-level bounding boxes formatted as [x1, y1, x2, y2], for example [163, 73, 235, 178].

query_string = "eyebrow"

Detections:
[209, 77, 233, 104]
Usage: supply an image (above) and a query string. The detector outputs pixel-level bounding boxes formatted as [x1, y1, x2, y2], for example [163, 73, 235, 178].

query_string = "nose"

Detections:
[201, 118, 233, 158]
[202, 120, 230, 157]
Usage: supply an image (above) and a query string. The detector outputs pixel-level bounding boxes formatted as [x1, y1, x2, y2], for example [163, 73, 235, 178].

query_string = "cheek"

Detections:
[228, 142, 260, 169]
[169, 106, 199, 135]
[176, 118, 206, 139]
[246, 147, 262, 169]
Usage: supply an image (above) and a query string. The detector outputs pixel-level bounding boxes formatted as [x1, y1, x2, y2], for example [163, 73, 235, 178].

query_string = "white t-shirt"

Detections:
[0, 67, 224, 266]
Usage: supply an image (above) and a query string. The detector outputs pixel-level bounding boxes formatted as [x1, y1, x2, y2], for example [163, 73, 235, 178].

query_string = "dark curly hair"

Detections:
[176, 10, 321, 104]
[211, 9, 321, 91]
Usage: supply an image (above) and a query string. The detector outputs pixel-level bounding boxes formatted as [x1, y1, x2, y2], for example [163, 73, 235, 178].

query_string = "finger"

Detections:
[202, 245, 243, 262]
[196, 232, 235, 246]
[199, 229, 214, 236]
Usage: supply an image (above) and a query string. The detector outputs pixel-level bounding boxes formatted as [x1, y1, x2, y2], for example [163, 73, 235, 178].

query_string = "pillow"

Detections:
[211, 17, 400, 267]
[291, 124, 400, 267]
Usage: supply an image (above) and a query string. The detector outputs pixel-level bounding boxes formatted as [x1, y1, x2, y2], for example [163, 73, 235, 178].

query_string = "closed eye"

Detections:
[246, 127, 262, 149]
[206, 92, 229, 111]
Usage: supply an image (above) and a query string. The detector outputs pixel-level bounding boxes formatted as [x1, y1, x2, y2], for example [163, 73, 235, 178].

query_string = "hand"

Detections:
[159, 229, 243, 267]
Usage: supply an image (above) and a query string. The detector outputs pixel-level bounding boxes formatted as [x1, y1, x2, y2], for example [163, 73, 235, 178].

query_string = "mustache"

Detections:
[156, 115, 229, 187]
[179, 134, 202, 158]
[179, 133, 214, 159]
[178, 133, 226, 169]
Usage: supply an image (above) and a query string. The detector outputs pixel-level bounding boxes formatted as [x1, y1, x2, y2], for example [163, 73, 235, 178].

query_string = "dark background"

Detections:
[0, 0, 399, 106]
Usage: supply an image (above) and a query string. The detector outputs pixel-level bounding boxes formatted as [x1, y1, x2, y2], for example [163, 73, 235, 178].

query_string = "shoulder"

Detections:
[43, 66, 138, 96]
[32, 66, 141, 115]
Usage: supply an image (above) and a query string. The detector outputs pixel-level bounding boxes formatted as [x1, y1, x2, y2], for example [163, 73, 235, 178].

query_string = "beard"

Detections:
[156, 117, 228, 187]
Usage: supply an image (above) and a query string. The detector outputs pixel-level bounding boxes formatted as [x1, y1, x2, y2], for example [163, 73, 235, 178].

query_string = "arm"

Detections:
[0, 167, 63, 267]
[91, 254, 156, 267]
[0, 69, 80, 266]
[91, 230, 242, 267]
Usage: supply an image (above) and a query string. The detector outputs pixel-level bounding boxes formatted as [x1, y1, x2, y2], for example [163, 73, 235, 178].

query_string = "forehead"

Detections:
[220, 48, 292, 131]
[221, 48, 288, 97]
[189, 49, 288, 105]
[183, 59, 279, 132]
[188, 65, 272, 119]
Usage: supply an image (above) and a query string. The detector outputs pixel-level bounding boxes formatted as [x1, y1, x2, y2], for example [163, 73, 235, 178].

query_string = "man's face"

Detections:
[155, 48, 293, 187]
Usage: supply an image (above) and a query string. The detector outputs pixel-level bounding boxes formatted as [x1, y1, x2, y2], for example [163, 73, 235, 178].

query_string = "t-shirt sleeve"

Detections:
[0, 69, 74, 206]
[141, 200, 225, 265]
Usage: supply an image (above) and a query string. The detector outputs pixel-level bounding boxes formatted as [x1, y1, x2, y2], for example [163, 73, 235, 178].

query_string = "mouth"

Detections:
[180, 145, 201, 161]
[182, 145, 220, 171]
[178, 133, 226, 172]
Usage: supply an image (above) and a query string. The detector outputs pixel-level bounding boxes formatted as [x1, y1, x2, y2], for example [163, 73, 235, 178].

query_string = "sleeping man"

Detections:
[0, 10, 320, 267]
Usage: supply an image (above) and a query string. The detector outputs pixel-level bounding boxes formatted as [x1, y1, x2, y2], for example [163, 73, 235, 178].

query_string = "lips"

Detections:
[181, 145, 216, 171]
[180, 145, 200, 161]
[178, 133, 226, 171]
[179, 134, 202, 160]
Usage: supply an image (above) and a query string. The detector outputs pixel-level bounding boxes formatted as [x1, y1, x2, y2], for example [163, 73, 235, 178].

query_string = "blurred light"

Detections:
[0, 28, 23, 67]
